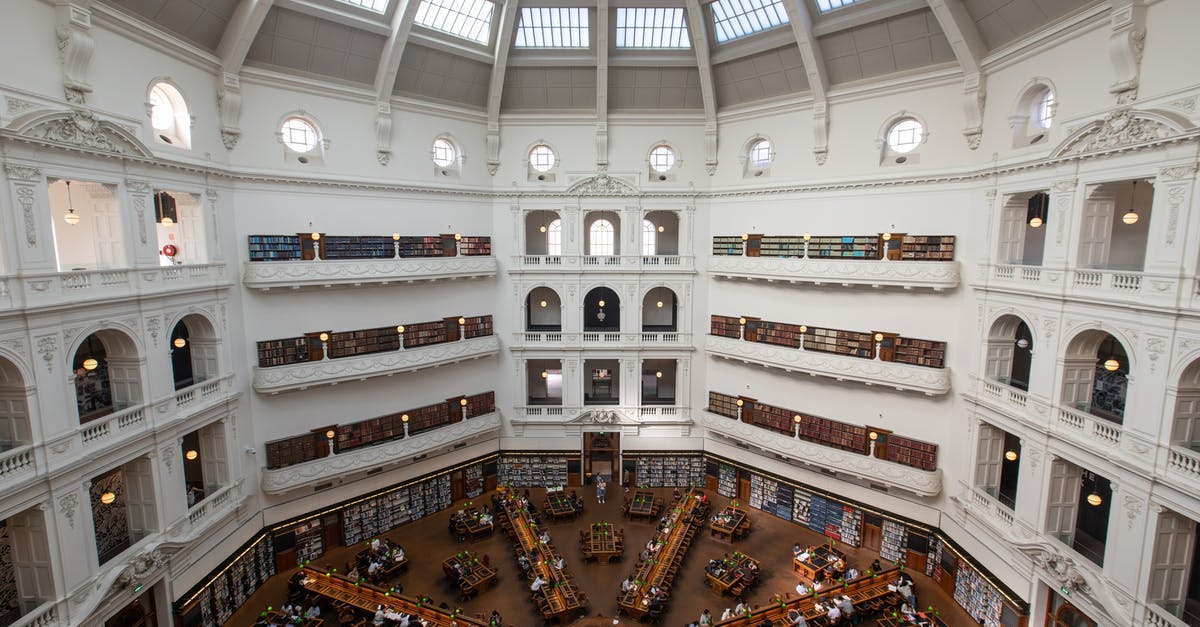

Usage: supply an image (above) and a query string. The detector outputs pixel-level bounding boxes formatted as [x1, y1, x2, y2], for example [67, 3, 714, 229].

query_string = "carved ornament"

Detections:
[17, 109, 152, 157]
[566, 173, 639, 196]
[1052, 109, 1179, 157]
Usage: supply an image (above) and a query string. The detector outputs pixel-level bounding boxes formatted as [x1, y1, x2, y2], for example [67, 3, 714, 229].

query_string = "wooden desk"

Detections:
[299, 566, 487, 626]
[442, 551, 496, 598]
[617, 488, 705, 620]
[626, 491, 660, 519]
[499, 496, 588, 622]
[712, 567, 903, 627]
[793, 544, 847, 582]
[543, 492, 576, 521]
[452, 508, 495, 542]
[582, 522, 623, 563]
[709, 507, 750, 541]
[704, 552, 759, 596]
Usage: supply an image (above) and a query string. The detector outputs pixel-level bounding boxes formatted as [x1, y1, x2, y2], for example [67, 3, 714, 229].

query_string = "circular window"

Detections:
[748, 139, 772, 168]
[649, 145, 676, 173]
[280, 118, 319, 153]
[886, 119, 923, 154]
[149, 85, 176, 131]
[529, 144, 556, 172]
[432, 138, 456, 167]
[1033, 88, 1055, 130]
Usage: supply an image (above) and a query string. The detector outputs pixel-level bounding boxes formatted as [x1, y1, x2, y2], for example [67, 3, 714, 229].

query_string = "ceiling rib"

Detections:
[595, 0, 609, 170]
[683, 0, 718, 175]
[486, 0, 521, 175]
[926, 0, 987, 149]
[781, 0, 829, 164]
[372, 0, 421, 164]
[215, 0, 277, 149]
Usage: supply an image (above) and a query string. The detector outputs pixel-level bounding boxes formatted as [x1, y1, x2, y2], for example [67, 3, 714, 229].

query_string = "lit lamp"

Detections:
[874, 333, 884, 342]
[401, 413, 410, 437]
[393, 232, 401, 258]
[319, 332, 330, 360]
[1016, 338, 1030, 349]
[1004, 450, 1018, 462]
[656, 301, 664, 308]
[1122, 181, 1140, 225]
[1086, 492, 1103, 507]
[311, 231, 320, 241]
[100, 491, 116, 505]
[396, 325, 405, 334]
[82, 357, 99, 371]
[657, 225, 664, 233]
[458, 317, 466, 325]
[741, 234, 749, 241]
[185, 449, 199, 460]
[655, 371, 662, 378]
[735, 398, 744, 420]
[540, 224, 548, 233]
[173, 337, 187, 349]
[1103, 358, 1120, 372]
[326, 430, 335, 439]
[454, 233, 462, 241]
[319, 332, 329, 342]
[793, 414, 802, 438]
[541, 370, 549, 378]
[63, 181, 81, 225]
[161, 217, 174, 225]
[868, 431, 879, 457]
[460, 397, 469, 420]
[540, 300, 548, 308]
[1029, 216, 1044, 228]
[881, 232, 892, 241]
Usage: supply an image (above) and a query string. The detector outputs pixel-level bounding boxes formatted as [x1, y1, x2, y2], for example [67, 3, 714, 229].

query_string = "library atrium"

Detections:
[0, 0, 1198, 625]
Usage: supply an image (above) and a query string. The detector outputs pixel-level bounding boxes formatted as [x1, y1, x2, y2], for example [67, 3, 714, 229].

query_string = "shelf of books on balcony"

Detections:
[263, 390, 496, 469]
[247, 233, 491, 262]
[710, 233, 954, 261]
[255, 315, 493, 368]
[709, 315, 948, 369]
[705, 390, 938, 472]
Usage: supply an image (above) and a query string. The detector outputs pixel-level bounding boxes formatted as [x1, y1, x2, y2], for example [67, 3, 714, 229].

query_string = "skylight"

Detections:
[615, 8, 691, 49]
[334, 0, 390, 12]
[710, 0, 790, 43]
[414, 0, 495, 45]
[515, 8, 589, 48]
[815, 0, 867, 13]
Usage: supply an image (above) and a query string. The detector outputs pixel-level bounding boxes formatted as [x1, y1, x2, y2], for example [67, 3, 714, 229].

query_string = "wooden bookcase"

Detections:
[744, 234, 764, 257]
[750, 319, 805, 348]
[462, 391, 496, 418]
[709, 315, 743, 339]
[299, 233, 323, 260]
[256, 337, 310, 367]
[748, 401, 794, 436]
[458, 236, 492, 256]
[403, 320, 450, 348]
[336, 412, 407, 453]
[806, 235, 880, 259]
[321, 235, 394, 260]
[326, 326, 401, 359]
[891, 336, 947, 368]
[885, 434, 938, 471]
[707, 391, 741, 419]
[265, 429, 331, 469]
[397, 236, 445, 257]
[461, 315, 493, 339]
[712, 236, 744, 256]
[406, 401, 452, 436]
[803, 326, 875, 358]
[900, 235, 955, 260]
[758, 235, 805, 258]
[247, 235, 303, 262]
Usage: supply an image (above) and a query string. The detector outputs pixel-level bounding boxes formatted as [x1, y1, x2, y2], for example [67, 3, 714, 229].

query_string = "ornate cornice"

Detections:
[261, 413, 501, 493]
[708, 256, 960, 291]
[700, 413, 942, 497]
[252, 336, 500, 394]
[242, 256, 498, 291]
[11, 108, 152, 157]
[564, 173, 640, 196]
[705, 335, 952, 396]
[1053, 108, 1185, 158]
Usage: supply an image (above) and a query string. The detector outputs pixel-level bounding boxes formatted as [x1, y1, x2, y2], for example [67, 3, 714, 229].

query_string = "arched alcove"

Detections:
[584, 212, 621, 257]
[1078, 179, 1154, 271]
[641, 287, 678, 332]
[525, 287, 563, 331]
[644, 211, 679, 256]
[73, 329, 142, 424]
[1061, 330, 1130, 423]
[169, 312, 220, 390]
[0, 356, 31, 451]
[984, 314, 1033, 391]
[583, 287, 620, 332]
[525, 211, 561, 255]
[1172, 360, 1200, 451]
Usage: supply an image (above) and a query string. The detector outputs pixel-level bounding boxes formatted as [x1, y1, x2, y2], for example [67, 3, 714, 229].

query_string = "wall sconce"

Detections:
[657, 225, 664, 233]
[540, 300, 548, 308]
[173, 337, 187, 349]
[540, 224, 547, 233]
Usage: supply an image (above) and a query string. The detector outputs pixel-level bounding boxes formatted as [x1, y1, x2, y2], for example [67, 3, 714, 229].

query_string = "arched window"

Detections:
[547, 219, 562, 256]
[280, 117, 319, 153]
[432, 137, 457, 166]
[529, 144, 556, 172]
[148, 81, 191, 148]
[589, 219, 615, 256]
[748, 138, 772, 168]
[1032, 87, 1056, 130]
[886, 118, 924, 153]
[1012, 79, 1058, 148]
[642, 219, 657, 256]
[649, 145, 676, 172]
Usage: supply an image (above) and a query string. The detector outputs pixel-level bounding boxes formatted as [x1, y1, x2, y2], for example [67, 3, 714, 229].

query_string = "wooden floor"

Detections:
[228, 487, 979, 626]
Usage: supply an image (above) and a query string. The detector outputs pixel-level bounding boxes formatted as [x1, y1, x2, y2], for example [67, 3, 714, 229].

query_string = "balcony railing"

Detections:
[0, 445, 35, 484]
[512, 255, 694, 272]
[967, 487, 1016, 526]
[10, 599, 58, 627]
[1166, 446, 1200, 486]
[1055, 405, 1122, 446]
[583, 255, 621, 267]
[511, 331, 691, 348]
[984, 264, 1189, 309]
[187, 483, 239, 526]
[1146, 603, 1193, 627]
[582, 332, 621, 343]
[3, 264, 229, 312]
[1073, 268, 1143, 292]
[242, 256, 497, 291]
[979, 378, 1029, 408]
[709, 256, 959, 291]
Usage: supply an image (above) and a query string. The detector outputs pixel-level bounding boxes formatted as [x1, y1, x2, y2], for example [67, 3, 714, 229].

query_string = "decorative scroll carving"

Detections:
[243, 256, 498, 290]
[56, 3, 94, 103]
[15, 186, 36, 247]
[375, 101, 392, 166]
[566, 173, 639, 196]
[59, 491, 78, 528]
[708, 256, 959, 291]
[218, 72, 242, 150]
[17, 110, 152, 157]
[117, 548, 167, 590]
[1052, 109, 1179, 157]
[36, 335, 57, 373]
[5, 97, 38, 115]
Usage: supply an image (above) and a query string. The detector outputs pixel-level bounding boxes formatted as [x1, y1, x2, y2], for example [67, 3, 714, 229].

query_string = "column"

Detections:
[621, 357, 638, 408]
[563, 203, 580, 256]
[1041, 175, 1080, 277]
[680, 205, 695, 257]
[204, 188, 224, 261]
[3, 164, 57, 273]
[122, 178, 160, 268]
[156, 439, 187, 531]
[562, 358, 581, 408]
[1099, 478, 1151, 617]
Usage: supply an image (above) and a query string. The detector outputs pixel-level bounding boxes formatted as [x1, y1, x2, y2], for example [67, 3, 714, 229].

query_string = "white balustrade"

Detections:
[1145, 604, 1192, 627]
[1073, 268, 1143, 292]
[14, 264, 227, 311]
[994, 265, 1015, 279]
[1055, 405, 1122, 446]
[1167, 447, 1200, 481]
[1020, 266, 1041, 282]
[188, 484, 236, 525]
[80, 405, 147, 448]
[0, 446, 35, 480]
[10, 601, 58, 627]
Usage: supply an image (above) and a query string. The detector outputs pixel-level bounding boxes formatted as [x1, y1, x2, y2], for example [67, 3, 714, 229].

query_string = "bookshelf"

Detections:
[758, 236, 805, 258]
[716, 464, 737, 498]
[247, 235, 303, 261]
[339, 473, 453, 546]
[709, 315, 743, 339]
[175, 533, 275, 626]
[336, 412, 406, 453]
[327, 326, 401, 359]
[890, 337, 947, 368]
[256, 337, 310, 367]
[398, 236, 446, 257]
[880, 519, 908, 564]
[461, 315, 494, 339]
[403, 320, 450, 348]
[885, 435, 939, 471]
[799, 414, 869, 454]
[749, 474, 794, 520]
[633, 455, 705, 487]
[749, 320, 805, 349]
[954, 561, 1005, 627]
[707, 391, 741, 419]
[803, 326, 875, 359]
[900, 235, 955, 260]
[791, 489, 811, 525]
[322, 235, 394, 260]
[807, 235, 880, 259]
[806, 494, 863, 547]
[459, 236, 492, 256]
[499, 454, 570, 487]
[748, 401, 794, 436]
[712, 236, 745, 256]
[265, 433, 320, 469]
[465, 463, 484, 498]
[462, 391, 496, 418]
[406, 401, 452, 436]
[290, 519, 325, 564]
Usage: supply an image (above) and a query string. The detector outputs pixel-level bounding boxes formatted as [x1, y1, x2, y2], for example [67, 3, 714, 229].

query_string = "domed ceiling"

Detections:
[104, 0, 1098, 115]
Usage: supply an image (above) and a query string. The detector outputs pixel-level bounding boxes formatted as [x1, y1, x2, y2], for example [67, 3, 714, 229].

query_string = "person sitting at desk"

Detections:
[530, 575, 547, 591]
[896, 580, 916, 608]
[373, 606, 386, 626]
[367, 560, 381, 579]
[621, 575, 636, 593]
[699, 608, 713, 625]
[393, 546, 406, 562]
[721, 608, 734, 620]
[733, 600, 747, 615]
[792, 543, 804, 558]
[554, 556, 565, 570]
[371, 537, 382, 552]
[797, 547, 812, 561]
[795, 581, 810, 595]
[837, 595, 855, 620]
[787, 609, 808, 627]
[479, 512, 493, 526]
[826, 602, 842, 625]
[539, 530, 551, 544]
[845, 567, 859, 581]
[517, 553, 531, 573]
[287, 570, 306, 595]
[870, 558, 882, 573]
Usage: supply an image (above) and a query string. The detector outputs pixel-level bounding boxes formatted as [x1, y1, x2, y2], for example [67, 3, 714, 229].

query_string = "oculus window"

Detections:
[749, 138, 772, 168]
[414, 0, 495, 45]
[515, 7, 589, 48]
[887, 119, 924, 154]
[649, 145, 676, 173]
[280, 118, 319, 153]
[432, 138, 457, 167]
[615, 8, 690, 48]
[711, 0, 789, 43]
[529, 144, 556, 172]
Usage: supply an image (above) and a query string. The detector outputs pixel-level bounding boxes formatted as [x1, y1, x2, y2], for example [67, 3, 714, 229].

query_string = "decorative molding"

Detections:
[1166, 186, 1185, 247]
[1166, 97, 1196, 114]
[565, 173, 639, 196]
[701, 413, 942, 497]
[146, 317, 161, 348]
[243, 256, 498, 291]
[1145, 335, 1166, 373]
[58, 491, 78, 528]
[1052, 109, 1181, 158]
[708, 256, 959, 291]
[252, 335, 499, 394]
[56, 3, 94, 103]
[116, 548, 168, 590]
[705, 335, 951, 396]
[1122, 493, 1143, 529]
[161, 445, 174, 474]
[218, 72, 242, 150]
[14, 109, 153, 157]
[4, 164, 43, 182]
[261, 413, 500, 493]
[36, 335, 57, 373]
[14, 186, 36, 247]
[5, 97, 38, 116]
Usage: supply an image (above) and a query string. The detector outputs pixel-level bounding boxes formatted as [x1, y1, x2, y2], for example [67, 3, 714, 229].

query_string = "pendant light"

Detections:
[185, 449, 198, 460]
[1027, 192, 1048, 228]
[1086, 492, 1103, 507]
[63, 181, 81, 225]
[173, 337, 187, 349]
[100, 491, 116, 505]
[1004, 450, 1018, 461]
[1103, 358, 1120, 372]
[1122, 181, 1140, 225]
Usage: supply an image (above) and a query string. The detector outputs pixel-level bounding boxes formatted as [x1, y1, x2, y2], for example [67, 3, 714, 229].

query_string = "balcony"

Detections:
[509, 406, 692, 437]
[252, 335, 499, 394]
[1163, 447, 1200, 499]
[981, 264, 1184, 309]
[700, 412, 942, 497]
[511, 255, 695, 273]
[1146, 602, 1196, 627]
[1, 264, 229, 313]
[708, 256, 959, 291]
[705, 335, 951, 396]
[260, 412, 501, 494]
[511, 331, 692, 350]
[242, 256, 497, 291]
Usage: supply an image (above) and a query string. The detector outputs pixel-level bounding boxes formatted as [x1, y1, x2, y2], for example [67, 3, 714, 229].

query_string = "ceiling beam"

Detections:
[485, 0, 521, 175]
[926, 0, 987, 149]
[781, 0, 830, 164]
[684, 0, 718, 175]
[214, 0, 276, 149]
[371, 0, 421, 165]
[595, 0, 609, 170]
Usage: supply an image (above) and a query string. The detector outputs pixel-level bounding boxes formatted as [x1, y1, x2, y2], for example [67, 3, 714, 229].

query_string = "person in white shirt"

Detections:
[540, 530, 551, 544]
[554, 557, 565, 569]
[838, 595, 855, 619]
[530, 575, 547, 591]
[795, 582, 810, 595]
[370, 538, 382, 552]
[845, 568, 858, 581]
[788, 609, 808, 627]
[621, 576, 635, 592]
[721, 608, 734, 620]
[367, 561, 381, 576]
[699, 609, 713, 625]
[733, 601, 747, 615]
[797, 549, 811, 561]
[826, 604, 842, 624]
[373, 606, 386, 626]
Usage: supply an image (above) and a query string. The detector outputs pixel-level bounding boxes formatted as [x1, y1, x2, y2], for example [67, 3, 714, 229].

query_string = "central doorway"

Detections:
[584, 431, 620, 485]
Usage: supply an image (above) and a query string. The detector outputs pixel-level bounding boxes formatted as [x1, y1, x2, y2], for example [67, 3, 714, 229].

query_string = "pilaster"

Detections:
[123, 178, 159, 268]
[4, 164, 57, 273]
[1145, 164, 1199, 279]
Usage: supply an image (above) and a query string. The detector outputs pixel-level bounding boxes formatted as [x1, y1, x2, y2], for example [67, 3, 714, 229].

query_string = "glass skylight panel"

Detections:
[515, 8, 589, 48]
[414, 0, 495, 45]
[711, 0, 790, 43]
[615, 8, 690, 49]
[815, 0, 866, 13]
[334, 0, 390, 12]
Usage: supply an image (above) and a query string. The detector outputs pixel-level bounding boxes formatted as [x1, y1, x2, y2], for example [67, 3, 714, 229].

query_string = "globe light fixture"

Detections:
[83, 358, 99, 371]
[396, 325, 405, 333]
[1016, 338, 1030, 349]
[393, 232, 401, 241]
[869, 431, 879, 441]
[100, 491, 116, 505]
[1087, 492, 1102, 507]
[540, 300, 548, 308]
[656, 301, 663, 308]
[161, 217, 174, 225]
[460, 398, 468, 406]
[1103, 358, 1120, 372]
[401, 414, 409, 423]
[735, 399, 744, 407]
[1028, 216, 1044, 228]
[185, 449, 199, 460]
[173, 337, 187, 349]
[655, 371, 662, 378]
[63, 181, 81, 225]
[326, 430, 335, 439]
[1004, 450, 1018, 461]
[1123, 181, 1140, 225]
[793, 415, 802, 424]
[319, 332, 329, 342]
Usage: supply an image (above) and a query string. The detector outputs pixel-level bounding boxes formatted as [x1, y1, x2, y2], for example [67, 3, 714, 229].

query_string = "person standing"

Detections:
[597, 477, 607, 504]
